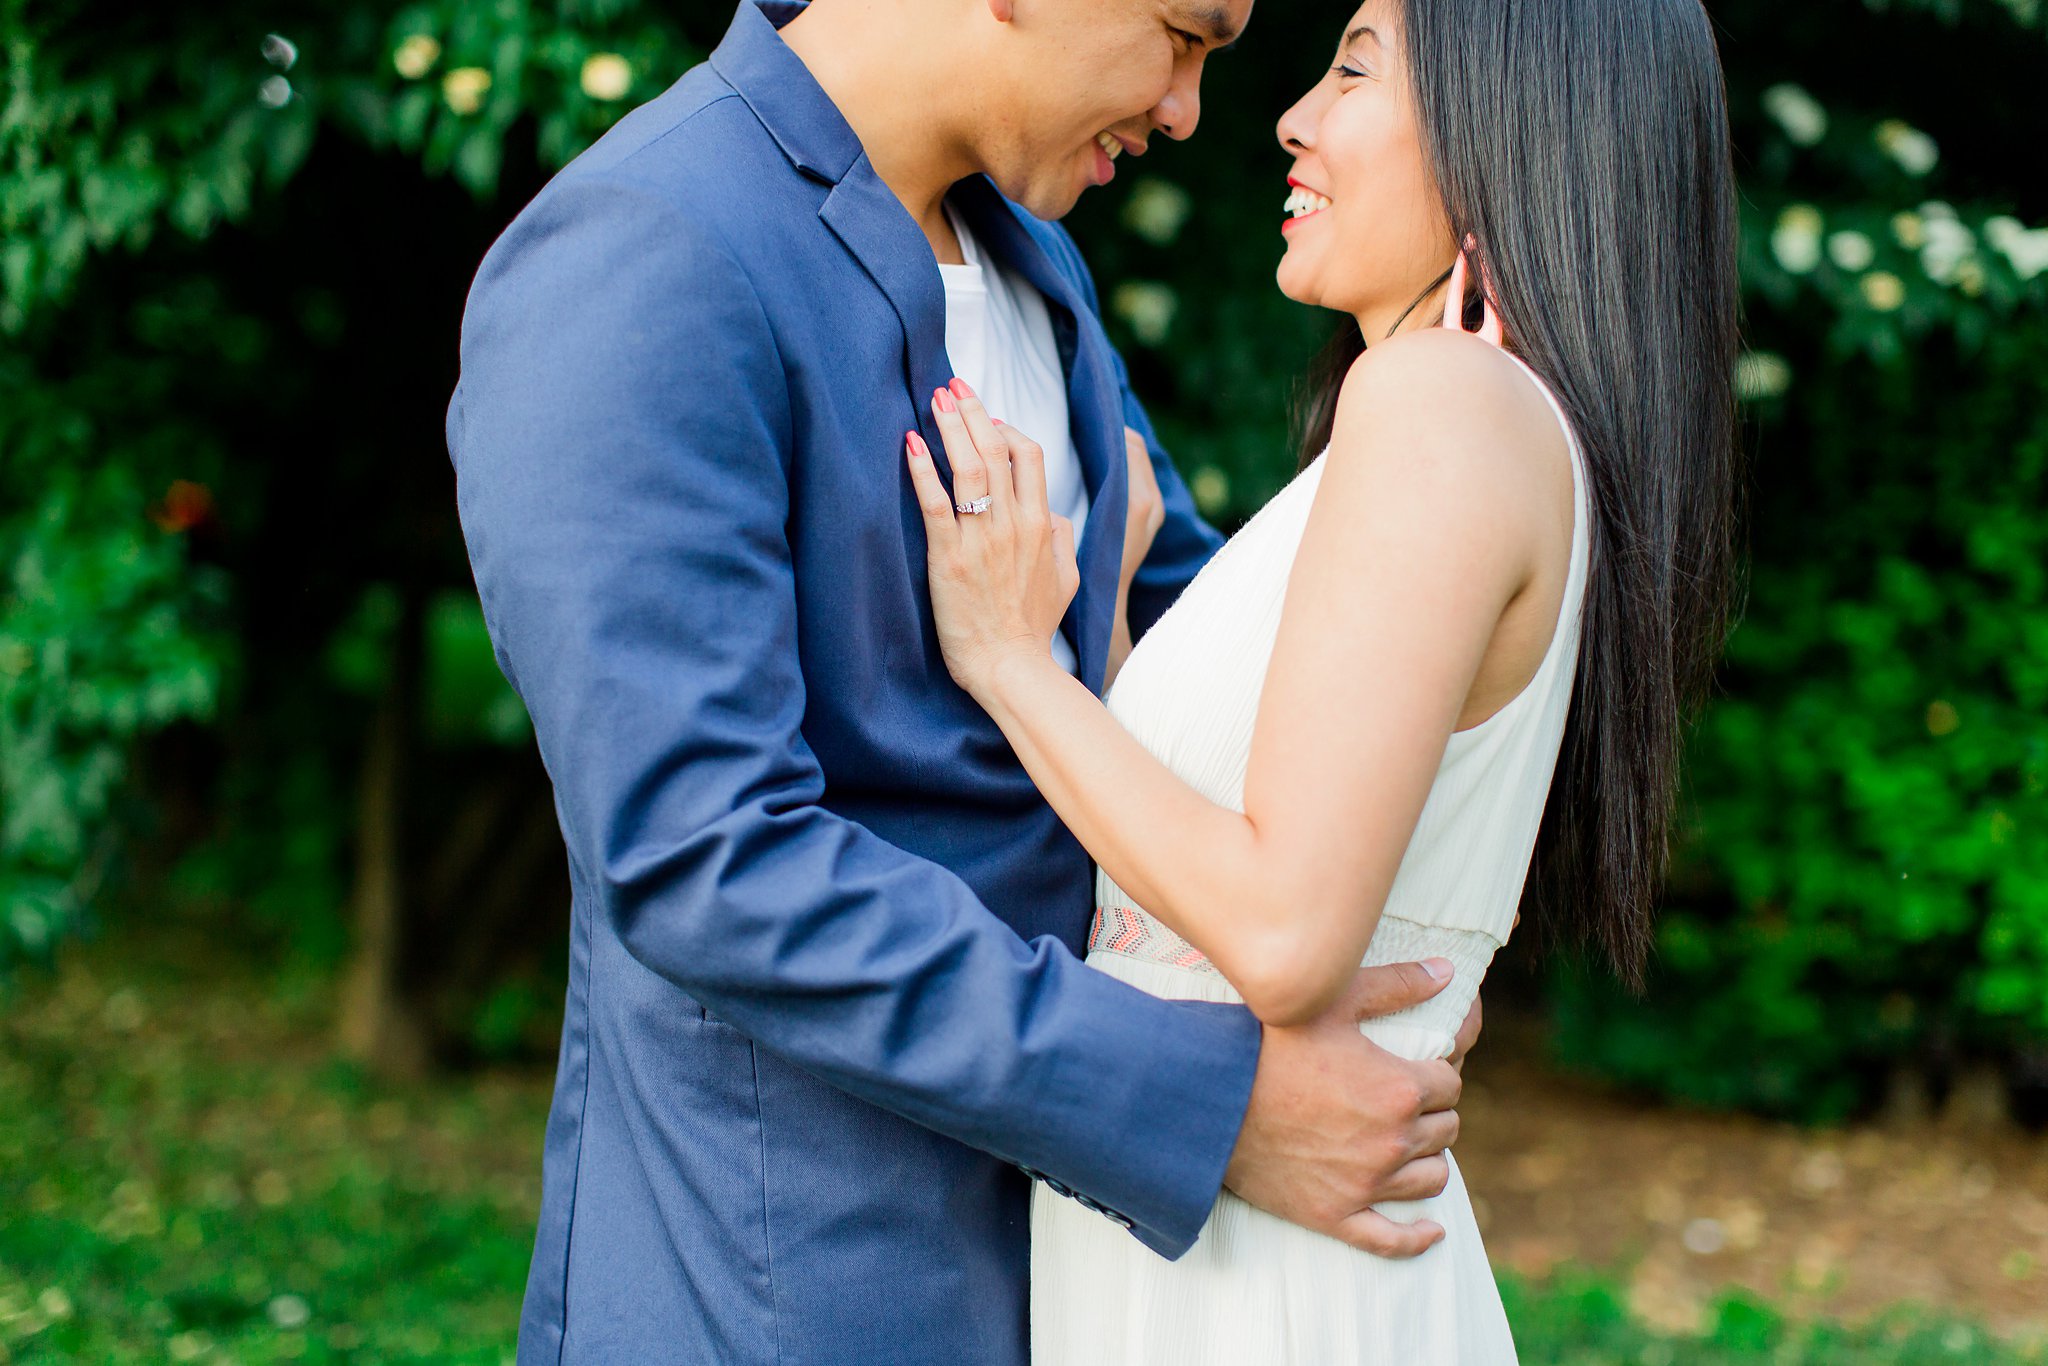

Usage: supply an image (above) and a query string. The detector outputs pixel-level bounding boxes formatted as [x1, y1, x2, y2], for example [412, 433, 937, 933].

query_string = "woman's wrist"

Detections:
[970, 644, 1064, 715]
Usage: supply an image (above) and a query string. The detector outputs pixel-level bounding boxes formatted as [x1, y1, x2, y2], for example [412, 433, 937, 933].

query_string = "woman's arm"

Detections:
[909, 332, 1567, 1025]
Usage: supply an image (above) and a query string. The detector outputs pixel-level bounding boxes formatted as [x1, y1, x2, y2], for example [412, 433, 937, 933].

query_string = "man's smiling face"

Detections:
[976, 0, 1253, 220]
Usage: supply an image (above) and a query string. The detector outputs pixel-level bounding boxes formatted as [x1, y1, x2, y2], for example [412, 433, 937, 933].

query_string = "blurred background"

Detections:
[3, 0, 2046, 1360]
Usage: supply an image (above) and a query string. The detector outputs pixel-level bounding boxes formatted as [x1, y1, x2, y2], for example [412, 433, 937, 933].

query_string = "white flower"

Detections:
[1734, 351, 1792, 401]
[1860, 271, 1907, 311]
[2007, 232, 2048, 281]
[1111, 280, 1178, 346]
[1983, 216, 2025, 251]
[1770, 204, 1824, 274]
[257, 75, 292, 108]
[1982, 216, 2048, 281]
[1875, 120, 1939, 176]
[581, 53, 633, 102]
[1826, 230, 1875, 272]
[1778, 203, 1823, 235]
[261, 34, 298, 71]
[1891, 211, 1926, 249]
[1121, 178, 1193, 247]
[1918, 216, 1975, 284]
[393, 34, 441, 80]
[1762, 83, 1828, 147]
[442, 66, 492, 115]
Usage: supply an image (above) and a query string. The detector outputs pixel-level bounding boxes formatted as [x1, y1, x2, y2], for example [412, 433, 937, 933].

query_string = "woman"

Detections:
[902, 0, 1738, 1359]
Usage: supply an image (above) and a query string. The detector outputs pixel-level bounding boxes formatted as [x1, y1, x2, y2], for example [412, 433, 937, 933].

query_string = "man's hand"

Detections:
[1222, 960, 1462, 1257]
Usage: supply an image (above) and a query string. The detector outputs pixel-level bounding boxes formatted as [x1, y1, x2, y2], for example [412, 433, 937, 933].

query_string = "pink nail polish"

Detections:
[949, 378, 974, 400]
[933, 387, 956, 414]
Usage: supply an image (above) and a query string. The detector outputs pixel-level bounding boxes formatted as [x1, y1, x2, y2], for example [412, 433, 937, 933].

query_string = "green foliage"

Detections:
[1551, 312, 2048, 1118]
[1533, 0, 2048, 1118]
[0, 6, 317, 333]
[0, 472, 225, 964]
[0, 338, 233, 962]
[0, 0, 697, 963]
[0, 2, 692, 331]
[350, 1, 695, 195]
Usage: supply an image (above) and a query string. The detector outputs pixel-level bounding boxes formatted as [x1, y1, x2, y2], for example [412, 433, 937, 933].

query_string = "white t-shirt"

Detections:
[939, 206, 1093, 675]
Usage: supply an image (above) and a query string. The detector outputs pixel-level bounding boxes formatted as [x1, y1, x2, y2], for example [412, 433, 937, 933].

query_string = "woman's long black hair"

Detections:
[1296, 0, 1741, 987]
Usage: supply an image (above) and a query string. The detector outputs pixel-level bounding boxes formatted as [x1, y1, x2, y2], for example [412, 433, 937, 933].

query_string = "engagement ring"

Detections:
[955, 496, 992, 515]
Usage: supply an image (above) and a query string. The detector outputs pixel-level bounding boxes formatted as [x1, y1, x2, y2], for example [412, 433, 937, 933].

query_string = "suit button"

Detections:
[1018, 1165, 1046, 1182]
[1045, 1178, 1075, 1198]
[1106, 1210, 1135, 1230]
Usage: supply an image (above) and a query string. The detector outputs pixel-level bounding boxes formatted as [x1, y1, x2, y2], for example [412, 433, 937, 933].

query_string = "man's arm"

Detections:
[448, 174, 1257, 1258]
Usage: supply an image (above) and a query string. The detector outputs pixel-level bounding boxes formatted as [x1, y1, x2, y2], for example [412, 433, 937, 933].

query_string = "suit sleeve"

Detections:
[447, 173, 1258, 1259]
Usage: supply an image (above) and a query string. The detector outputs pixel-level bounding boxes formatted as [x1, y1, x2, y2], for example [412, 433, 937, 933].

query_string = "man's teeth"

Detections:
[1095, 131, 1123, 161]
[1284, 187, 1333, 219]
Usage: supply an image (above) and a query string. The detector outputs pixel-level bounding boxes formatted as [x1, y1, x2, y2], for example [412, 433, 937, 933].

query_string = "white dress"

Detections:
[1030, 349, 1589, 1366]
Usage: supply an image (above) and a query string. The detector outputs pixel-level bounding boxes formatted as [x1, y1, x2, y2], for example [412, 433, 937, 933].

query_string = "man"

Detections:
[448, 1, 1475, 1361]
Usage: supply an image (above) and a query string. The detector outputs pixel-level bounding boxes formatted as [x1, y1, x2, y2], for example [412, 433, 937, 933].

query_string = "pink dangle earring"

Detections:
[1442, 235, 1504, 347]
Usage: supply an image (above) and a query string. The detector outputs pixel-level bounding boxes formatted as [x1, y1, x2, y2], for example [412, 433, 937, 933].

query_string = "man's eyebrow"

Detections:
[1187, 4, 1243, 50]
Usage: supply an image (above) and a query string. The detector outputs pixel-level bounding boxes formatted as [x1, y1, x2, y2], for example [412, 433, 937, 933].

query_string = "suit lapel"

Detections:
[712, 1, 1127, 693]
[711, 6, 959, 491]
[951, 179, 1128, 694]
[817, 174, 954, 464]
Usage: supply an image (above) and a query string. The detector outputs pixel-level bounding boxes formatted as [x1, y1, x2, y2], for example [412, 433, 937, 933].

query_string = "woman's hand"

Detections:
[905, 379, 1079, 698]
[1119, 426, 1166, 597]
[1107, 426, 1166, 687]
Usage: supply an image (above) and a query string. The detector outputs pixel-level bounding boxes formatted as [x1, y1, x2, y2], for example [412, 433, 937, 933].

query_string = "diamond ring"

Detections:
[955, 496, 993, 516]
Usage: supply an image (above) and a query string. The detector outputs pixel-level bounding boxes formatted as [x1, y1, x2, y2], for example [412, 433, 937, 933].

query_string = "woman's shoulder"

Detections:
[1324, 328, 1573, 515]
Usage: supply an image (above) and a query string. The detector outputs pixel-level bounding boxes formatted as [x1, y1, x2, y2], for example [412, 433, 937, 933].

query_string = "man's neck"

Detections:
[780, 0, 978, 264]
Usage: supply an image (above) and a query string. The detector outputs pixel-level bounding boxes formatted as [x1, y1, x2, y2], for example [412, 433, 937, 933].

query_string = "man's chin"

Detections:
[990, 172, 1087, 222]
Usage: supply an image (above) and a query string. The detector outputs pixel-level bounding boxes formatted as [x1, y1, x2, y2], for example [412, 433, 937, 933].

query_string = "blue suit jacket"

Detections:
[449, 4, 1261, 1361]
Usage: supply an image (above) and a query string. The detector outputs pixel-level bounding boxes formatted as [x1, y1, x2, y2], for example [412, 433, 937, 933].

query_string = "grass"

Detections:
[0, 939, 544, 1364]
[1500, 1277, 2044, 1365]
[1, 932, 2041, 1364]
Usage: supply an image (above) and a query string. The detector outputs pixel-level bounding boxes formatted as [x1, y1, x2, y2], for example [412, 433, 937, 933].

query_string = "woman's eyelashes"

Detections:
[1331, 62, 1372, 80]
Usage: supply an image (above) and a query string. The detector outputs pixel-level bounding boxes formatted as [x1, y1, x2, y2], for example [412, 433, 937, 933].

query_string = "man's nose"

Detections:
[1153, 75, 1203, 142]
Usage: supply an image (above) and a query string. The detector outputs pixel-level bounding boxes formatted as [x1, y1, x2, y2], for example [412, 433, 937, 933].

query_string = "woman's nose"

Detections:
[1275, 92, 1315, 153]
